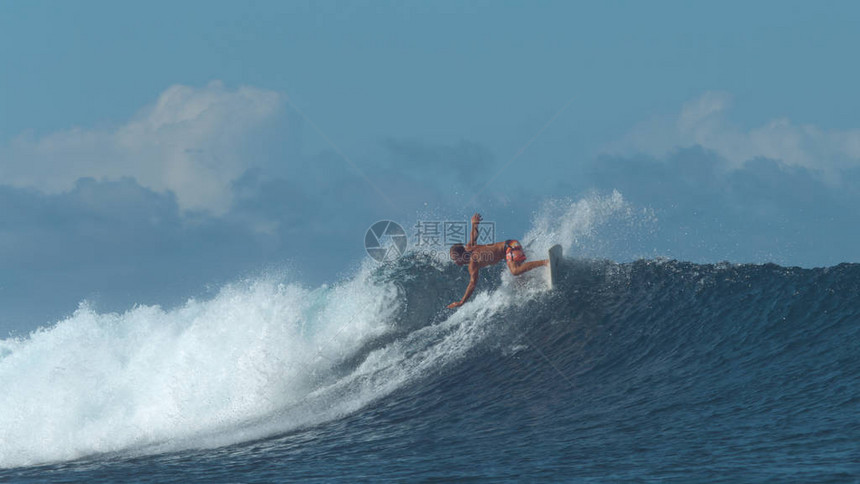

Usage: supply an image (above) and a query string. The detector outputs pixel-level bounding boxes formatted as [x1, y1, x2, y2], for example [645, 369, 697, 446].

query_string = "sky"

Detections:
[2, 0, 860, 335]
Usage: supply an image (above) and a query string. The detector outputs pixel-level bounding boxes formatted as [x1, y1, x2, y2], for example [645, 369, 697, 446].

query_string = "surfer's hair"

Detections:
[450, 244, 468, 263]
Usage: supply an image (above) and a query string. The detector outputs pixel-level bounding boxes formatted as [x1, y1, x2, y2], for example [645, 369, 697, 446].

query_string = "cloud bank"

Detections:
[575, 92, 860, 266]
[1, 81, 282, 214]
[614, 91, 860, 174]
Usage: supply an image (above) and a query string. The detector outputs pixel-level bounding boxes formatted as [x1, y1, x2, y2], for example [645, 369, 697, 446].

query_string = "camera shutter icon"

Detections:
[365, 220, 407, 262]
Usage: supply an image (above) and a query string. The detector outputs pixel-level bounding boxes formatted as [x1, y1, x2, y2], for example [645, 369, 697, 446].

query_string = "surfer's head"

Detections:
[450, 244, 470, 266]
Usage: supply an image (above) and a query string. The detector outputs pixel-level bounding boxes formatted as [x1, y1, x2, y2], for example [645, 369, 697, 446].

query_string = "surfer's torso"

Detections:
[465, 241, 507, 269]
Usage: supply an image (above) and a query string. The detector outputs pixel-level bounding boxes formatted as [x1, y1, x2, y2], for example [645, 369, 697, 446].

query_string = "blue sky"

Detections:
[2, 1, 860, 334]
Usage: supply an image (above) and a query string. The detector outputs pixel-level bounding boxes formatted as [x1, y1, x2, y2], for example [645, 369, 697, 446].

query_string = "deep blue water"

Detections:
[1, 256, 858, 482]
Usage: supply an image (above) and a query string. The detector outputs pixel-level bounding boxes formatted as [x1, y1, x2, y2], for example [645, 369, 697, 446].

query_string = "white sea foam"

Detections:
[0, 266, 400, 468]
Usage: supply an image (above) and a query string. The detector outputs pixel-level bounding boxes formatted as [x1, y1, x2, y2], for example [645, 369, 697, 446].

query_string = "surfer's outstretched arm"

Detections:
[466, 213, 481, 249]
[447, 266, 479, 308]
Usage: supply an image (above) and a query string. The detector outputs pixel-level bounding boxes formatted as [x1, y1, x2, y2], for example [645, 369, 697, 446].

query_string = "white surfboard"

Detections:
[547, 244, 562, 289]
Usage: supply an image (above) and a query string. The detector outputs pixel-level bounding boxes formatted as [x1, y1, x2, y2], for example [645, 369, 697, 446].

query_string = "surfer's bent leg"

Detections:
[507, 259, 548, 276]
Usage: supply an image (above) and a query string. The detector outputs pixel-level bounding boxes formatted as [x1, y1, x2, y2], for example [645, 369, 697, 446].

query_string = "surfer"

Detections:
[447, 213, 548, 308]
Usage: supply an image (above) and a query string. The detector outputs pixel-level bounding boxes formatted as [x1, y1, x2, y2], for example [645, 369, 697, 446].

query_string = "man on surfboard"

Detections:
[447, 213, 548, 308]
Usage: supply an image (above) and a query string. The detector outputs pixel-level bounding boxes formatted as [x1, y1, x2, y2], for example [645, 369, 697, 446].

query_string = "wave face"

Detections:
[1, 199, 858, 480]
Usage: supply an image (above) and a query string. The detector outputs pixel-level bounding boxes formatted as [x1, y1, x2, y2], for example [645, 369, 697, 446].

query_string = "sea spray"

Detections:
[524, 190, 657, 260]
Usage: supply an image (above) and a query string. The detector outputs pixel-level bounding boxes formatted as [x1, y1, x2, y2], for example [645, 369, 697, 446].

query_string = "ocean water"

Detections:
[1, 201, 858, 482]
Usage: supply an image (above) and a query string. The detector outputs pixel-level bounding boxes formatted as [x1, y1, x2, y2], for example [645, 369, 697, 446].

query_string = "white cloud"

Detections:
[1, 81, 282, 214]
[612, 91, 860, 174]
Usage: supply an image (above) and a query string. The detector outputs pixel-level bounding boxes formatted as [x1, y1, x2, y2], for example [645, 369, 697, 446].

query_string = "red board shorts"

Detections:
[505, 240, 527, 263]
